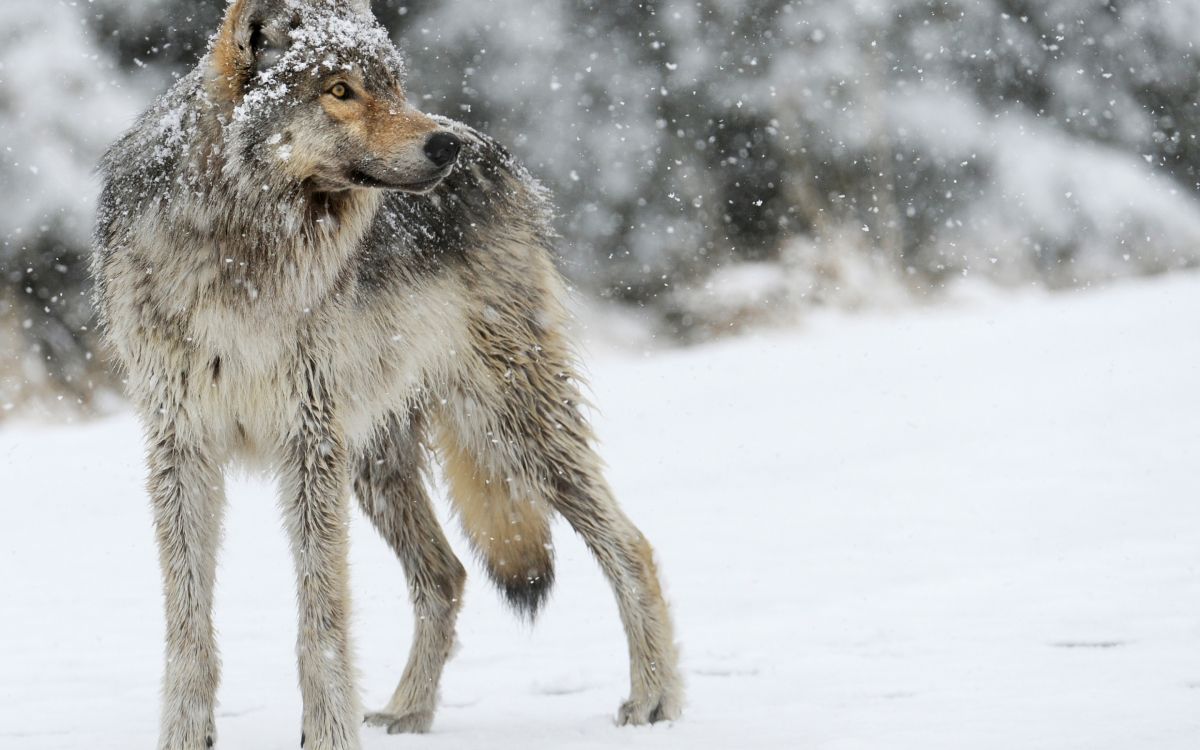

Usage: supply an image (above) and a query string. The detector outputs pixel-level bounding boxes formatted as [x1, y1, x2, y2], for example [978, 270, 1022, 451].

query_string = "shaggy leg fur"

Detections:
[279, 360, 361, 750]
[438, 253, 684, 723]
[147, 428, 225, 750]
[438, 372, 683, 723]
[354, 412, 466, 734]
[552, 481, 683, 725]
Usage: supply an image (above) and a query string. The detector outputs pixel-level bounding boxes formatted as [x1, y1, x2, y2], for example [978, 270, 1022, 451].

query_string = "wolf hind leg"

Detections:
[438, 365, 682, 724]
[542, 452, 682, 724]
[558, 480, 683, 725]
[354, 411, 466, 734]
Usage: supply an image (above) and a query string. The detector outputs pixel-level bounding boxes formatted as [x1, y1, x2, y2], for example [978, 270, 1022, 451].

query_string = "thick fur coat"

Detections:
[91, 1, 682, 748]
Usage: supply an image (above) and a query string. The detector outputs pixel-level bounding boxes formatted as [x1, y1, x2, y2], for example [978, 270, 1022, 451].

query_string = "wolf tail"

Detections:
[435, 425, 555, 619]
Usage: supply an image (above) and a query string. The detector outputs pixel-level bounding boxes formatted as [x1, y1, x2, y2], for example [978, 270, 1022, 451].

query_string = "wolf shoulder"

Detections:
[358, 118, 559, 288]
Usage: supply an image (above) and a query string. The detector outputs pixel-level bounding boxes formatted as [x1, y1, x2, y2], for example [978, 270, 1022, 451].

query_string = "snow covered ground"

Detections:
[2, 274, 1199, 749]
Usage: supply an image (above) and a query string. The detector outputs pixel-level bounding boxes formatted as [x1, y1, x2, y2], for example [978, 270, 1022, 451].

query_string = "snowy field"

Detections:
[2, 273, 1199, 749]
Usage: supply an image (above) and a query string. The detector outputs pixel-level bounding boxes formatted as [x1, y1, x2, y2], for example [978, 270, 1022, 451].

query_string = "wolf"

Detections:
[91, 1, 682, 747]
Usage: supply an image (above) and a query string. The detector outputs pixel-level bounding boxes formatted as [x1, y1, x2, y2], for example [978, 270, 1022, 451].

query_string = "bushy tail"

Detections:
[435, 427, 555, 619]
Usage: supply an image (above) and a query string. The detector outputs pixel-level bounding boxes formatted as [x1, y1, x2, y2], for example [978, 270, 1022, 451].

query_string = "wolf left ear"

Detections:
[211, 0, 291, 98]
[248, 21, 288, 73]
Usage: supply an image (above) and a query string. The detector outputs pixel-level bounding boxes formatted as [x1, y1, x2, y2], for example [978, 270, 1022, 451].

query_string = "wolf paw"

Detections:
[158, 717, 216, 750]
[616, 690, 683, 726]
[363, 708, 434, 734]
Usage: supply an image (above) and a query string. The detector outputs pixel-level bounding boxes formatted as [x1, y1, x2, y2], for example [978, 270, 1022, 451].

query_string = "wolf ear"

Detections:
[211, 0, 292, 98]
[248, 21, 289, 73]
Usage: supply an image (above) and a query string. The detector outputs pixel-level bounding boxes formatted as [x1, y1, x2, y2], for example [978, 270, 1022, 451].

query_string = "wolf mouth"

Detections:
[347, 166, 451, 193]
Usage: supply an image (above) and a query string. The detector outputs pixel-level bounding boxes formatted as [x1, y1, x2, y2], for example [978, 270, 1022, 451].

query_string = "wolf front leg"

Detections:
[146, 426, 226, 750]
[280, 361, 361, 750]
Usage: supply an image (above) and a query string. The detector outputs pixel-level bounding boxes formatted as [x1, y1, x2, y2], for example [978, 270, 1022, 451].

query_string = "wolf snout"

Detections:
[424, 132, 462, 168]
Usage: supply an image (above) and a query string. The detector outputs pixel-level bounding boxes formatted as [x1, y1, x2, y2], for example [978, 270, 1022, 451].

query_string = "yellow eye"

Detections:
[330, 83, 349, 99]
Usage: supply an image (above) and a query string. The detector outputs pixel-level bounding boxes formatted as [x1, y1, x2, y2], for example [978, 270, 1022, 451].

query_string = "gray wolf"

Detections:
[91, 1, 682, 747]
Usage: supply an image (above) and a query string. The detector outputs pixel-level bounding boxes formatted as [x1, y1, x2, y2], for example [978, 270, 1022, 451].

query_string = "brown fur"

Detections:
[209, 0, 255, 103]
[320, 73, 438, 152]
[436, 415, 556, 611]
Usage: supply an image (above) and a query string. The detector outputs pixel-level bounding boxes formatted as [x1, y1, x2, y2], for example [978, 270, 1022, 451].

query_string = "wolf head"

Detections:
[208, 0, 459, 194]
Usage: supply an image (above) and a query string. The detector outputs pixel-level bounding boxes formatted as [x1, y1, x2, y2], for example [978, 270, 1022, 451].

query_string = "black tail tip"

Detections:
[495, 566, 555, 621]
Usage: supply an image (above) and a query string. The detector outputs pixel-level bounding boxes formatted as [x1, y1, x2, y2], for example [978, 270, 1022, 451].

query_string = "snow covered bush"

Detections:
[766, 0, 1200, 295]
[0, 0, 141, 415]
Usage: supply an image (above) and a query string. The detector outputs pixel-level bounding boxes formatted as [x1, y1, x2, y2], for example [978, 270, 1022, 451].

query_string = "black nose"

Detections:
[424, 132, 461, 168]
